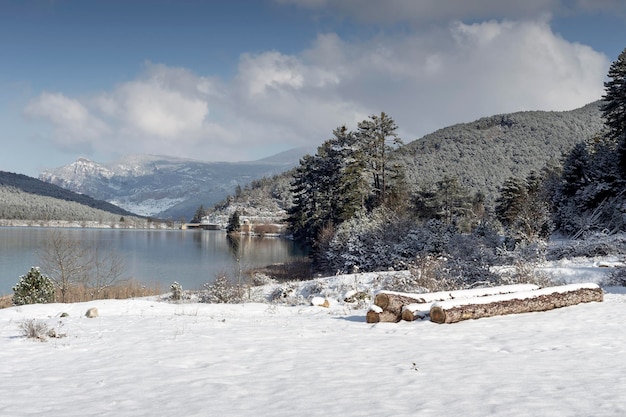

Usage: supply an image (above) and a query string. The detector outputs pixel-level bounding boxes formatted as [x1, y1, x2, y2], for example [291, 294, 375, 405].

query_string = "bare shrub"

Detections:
[19, 319, 50, 341]
[0, 295, 12, 309]
[389, 256, 454, 292]
[250, 257, 312, 282]
[54, 281, 161, 303]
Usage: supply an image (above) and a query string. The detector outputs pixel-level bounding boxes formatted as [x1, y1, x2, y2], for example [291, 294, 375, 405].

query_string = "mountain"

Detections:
[39, 148, 315, 220]
[401, 101, 605, 202]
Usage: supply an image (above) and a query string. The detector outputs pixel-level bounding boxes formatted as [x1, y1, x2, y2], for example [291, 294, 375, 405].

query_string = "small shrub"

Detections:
[12, 267, 55, 306]
[268, 282, 303, 304]
[201, 276, 244, 304]
[19, 319, 50, 341]
[170, 281, 183, 301]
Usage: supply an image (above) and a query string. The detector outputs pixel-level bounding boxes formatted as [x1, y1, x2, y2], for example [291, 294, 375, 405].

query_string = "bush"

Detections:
[19, 319, 50, 341]
[12, 267, 55, 306]
[170, 281, 183, 301]
[201, 276, 244, 304]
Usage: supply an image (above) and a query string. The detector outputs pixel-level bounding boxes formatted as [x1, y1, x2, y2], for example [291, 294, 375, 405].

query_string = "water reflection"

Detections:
[0, 228, 305, 294]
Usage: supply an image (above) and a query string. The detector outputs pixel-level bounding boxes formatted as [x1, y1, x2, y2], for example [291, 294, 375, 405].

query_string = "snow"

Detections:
[431, 283, 600, 309]
[379, 283, 541, 303]
[1, 259, 626, 416]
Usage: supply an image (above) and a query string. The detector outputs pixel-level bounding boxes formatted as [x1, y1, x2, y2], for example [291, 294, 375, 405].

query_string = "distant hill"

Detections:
[39, 149, 313, 221]
[0, 171, 137, 216]
[401, 101, 605, 202]
[0, 171, 143, 223]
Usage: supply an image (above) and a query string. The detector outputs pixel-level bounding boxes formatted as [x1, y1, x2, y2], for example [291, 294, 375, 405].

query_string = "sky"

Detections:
[1, 0, 626, 177]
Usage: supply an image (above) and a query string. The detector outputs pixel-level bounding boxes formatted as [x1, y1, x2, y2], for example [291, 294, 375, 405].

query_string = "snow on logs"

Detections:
[366, 283, 603, 324]
[429, 283, 603, 324]
[366, 284, 540, 323]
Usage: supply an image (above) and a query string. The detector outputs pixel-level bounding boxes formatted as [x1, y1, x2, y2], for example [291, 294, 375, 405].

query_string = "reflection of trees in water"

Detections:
[227, 234, 297, 264]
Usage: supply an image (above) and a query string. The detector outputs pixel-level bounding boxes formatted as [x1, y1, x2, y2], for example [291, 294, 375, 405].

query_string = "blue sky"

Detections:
[1, 0, 626, 177]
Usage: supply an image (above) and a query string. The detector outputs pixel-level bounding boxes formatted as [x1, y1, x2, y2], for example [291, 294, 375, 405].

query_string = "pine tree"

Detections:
[601, 48, 626, 142]
[12, 267, 55, 306]
[356, 112, 404, 207]
[227, 210, 241, 233]
[192, 205, 205, 223]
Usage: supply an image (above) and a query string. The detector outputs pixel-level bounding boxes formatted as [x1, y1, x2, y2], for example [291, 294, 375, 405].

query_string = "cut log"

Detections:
[429, 283, 603, 324]
[401, 303, 431, 322]
[376, 284, 540, 308]
[374, 293, 423, 317]
[366, 305, 400, 323]
[374, 284, 541, 322]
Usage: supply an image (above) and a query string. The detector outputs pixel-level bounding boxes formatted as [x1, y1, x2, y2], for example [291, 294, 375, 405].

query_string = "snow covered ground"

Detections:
[1, 257, 626, 416]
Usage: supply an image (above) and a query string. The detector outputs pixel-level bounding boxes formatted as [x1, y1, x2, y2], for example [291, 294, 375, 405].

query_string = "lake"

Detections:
[0, 227, 306, 296]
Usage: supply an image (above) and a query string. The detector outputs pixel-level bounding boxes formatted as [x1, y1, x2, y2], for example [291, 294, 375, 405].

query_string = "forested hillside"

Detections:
[210, 101, 604, 219]
[401, 101, 604, 202]
[0, 171, 144, 224]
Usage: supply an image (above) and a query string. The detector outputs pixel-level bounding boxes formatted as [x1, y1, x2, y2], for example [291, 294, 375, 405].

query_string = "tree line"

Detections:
[286, 47, 626, 276]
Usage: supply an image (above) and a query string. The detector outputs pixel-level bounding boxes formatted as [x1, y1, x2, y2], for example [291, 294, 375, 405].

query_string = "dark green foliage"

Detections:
[191, 205, 205, 223]
[357, 112, 405, 207]
[12, 267, 55, 306]
[601, 48, 626, 142]
[288, 115, 407, 252]
[553, 48, 626, 237]
[415, 175, 481, 231]
[227, 210, 241, 233]
[495, 171, 553, 243]
[402, 102, 604, 205]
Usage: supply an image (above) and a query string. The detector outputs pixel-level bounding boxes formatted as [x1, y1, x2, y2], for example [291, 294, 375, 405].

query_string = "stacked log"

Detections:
[429, 283, 603, 324]
[366, 284, 540, 323]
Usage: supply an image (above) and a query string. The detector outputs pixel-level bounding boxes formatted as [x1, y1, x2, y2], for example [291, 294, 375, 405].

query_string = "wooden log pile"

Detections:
[429, 283, 603, 324]
[366, 283, 602, 324]
[366, 284, 540, 323]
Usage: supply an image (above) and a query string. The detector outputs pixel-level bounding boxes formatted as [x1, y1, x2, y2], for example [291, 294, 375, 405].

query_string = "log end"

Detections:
[429, 305, 446, 324]
[366, 310, 380, 323]
[401, 309, 415, 322]
[374, 293, 390, 309]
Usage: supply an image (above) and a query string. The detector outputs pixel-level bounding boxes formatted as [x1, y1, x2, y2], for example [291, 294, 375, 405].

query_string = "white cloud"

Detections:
[24, 18, 609, 162]
[275, 0, 562, 23]
[24, 92, 110, 151]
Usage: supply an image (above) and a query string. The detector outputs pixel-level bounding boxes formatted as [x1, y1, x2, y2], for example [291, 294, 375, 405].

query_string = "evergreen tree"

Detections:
[356, 112, 404, 207]
[601, 48, 626, 142]
[496, 172, 552, 243]
[12, 267, 55, 306]
[191, 205, 205, 223]
[227, 210, 241, 233]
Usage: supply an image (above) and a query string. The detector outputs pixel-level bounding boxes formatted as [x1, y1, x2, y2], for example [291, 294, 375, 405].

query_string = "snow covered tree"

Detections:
[496, 172, 552, 243]
[288, 125, 368, 247]
[601, 48, 626, 142]
[356, 112, 405, 207]
[12, 267, 55, 306]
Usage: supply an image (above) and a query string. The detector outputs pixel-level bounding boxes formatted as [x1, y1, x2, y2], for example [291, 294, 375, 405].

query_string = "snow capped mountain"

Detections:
[39, 149, 312, 220]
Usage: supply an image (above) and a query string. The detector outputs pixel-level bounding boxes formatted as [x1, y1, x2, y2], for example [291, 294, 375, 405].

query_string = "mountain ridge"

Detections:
[39, 147, 315, 220]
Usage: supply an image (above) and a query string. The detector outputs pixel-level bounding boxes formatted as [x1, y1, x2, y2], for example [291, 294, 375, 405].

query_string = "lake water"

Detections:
[0, 227, 306, 296]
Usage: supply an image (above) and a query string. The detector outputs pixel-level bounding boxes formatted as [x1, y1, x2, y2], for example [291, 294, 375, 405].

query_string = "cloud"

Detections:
[24, 92, 110, 151]
[24, 17, 609, 163]
[275, 0, 626, 23]
[274, 0, 561, 23]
